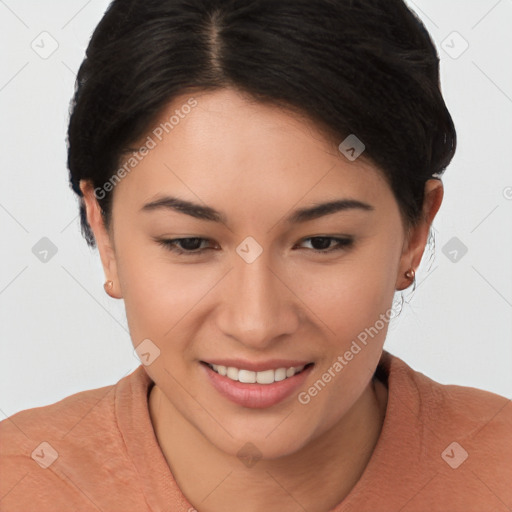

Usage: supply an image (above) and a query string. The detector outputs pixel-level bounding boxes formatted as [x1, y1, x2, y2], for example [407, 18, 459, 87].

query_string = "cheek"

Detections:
[295, 251, 397, 426]
[297, 239, 399, 344]
[116, 238, 219, 350]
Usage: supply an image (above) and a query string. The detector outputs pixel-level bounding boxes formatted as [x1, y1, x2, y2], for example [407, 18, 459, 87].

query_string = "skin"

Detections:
[80, 88, 443, 512]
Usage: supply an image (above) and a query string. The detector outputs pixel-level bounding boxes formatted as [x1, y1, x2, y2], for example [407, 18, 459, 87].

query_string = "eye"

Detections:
[156, 237, 216, 255]
[295, 236, 354, 254]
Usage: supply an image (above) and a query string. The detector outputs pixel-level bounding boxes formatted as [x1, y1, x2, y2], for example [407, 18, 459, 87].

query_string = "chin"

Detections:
[195, 412, 320, 462]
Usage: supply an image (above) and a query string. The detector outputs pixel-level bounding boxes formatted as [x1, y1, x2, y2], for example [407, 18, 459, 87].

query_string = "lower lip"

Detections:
[201, 363, 314, 409]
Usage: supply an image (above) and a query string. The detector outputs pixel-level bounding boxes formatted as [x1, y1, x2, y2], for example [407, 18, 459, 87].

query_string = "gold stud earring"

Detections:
[404, 268, 415, 281]
[103, 280, 114, 296]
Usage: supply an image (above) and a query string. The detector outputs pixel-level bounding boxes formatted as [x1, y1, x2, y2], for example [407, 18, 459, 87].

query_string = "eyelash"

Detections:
[156, 236, 354, 256]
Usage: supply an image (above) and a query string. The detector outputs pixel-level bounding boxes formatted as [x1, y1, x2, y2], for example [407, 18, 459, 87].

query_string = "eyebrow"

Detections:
[140, 195, 374, 225]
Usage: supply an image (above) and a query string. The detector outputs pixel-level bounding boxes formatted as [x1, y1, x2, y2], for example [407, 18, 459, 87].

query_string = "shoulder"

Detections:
[387, 351, 512, 487]
[400, 356, 512, 435]
[0, 370, 144, 510]
[381, 350, 511, 429]
[367, 351, 512, 508]
[1, 377, 119, 440]
[0, 379, 118, 457]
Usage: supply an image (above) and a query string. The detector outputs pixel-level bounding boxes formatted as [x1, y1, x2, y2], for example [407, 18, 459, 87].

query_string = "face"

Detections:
[81, 88, 440, 459]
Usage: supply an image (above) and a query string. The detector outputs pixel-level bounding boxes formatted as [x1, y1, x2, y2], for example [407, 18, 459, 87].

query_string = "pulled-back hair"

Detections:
[67, 0, 456, 247]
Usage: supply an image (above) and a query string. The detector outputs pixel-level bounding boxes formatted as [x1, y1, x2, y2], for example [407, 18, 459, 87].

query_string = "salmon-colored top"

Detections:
[1, 350, 511, 511]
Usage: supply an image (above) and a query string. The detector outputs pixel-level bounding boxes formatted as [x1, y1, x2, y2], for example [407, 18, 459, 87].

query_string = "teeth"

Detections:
[226, 367, 238, 380]
[256, 369, 274, 384]
[210, 364, 306, 384]
[275, 368, 287, 382]
[238, 369, 256, 384]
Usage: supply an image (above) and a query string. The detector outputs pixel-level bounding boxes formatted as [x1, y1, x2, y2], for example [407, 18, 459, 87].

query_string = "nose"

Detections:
[216, 250, 300, 350]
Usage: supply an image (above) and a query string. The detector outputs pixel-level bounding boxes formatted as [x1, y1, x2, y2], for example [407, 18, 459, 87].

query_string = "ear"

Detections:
[79, 180, 122, 299]
[396, 179, 444, 291]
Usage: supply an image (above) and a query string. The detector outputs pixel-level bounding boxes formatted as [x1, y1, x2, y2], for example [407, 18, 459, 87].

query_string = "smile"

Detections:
[204, 362, 313, 385]
[201, 361, 316, 408]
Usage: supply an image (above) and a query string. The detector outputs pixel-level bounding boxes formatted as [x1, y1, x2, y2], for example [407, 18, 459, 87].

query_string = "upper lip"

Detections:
[201, 359, 314, 372]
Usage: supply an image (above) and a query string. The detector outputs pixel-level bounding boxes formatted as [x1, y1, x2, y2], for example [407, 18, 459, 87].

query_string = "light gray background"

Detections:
[1, 0, 511, 418]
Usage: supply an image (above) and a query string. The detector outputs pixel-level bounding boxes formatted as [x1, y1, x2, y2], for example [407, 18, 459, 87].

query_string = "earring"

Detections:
[396, 268, 416, 292]
[104, 280, 114, 296]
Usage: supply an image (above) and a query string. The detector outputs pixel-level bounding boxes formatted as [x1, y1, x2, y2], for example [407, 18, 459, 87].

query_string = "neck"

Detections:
[149, 376, 387, 512]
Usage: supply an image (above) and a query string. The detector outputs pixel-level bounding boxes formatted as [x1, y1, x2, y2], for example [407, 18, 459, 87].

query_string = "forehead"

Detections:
[114, 88, 392, 211]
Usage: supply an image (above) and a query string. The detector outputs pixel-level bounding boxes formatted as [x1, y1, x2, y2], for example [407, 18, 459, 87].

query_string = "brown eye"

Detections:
[156, 237, 214, 255]
[297, 237, 354, 254]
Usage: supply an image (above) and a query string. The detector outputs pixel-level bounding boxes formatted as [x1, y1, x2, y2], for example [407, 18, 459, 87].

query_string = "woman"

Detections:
[1, 0, 510, 510]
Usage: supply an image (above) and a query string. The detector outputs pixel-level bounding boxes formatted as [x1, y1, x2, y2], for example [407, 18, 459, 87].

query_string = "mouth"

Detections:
[200, 361, 315, 409]
[201, 361, 315, 385]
